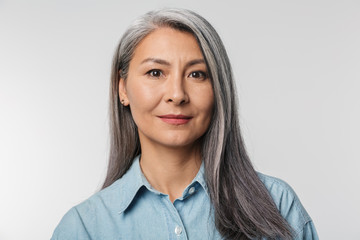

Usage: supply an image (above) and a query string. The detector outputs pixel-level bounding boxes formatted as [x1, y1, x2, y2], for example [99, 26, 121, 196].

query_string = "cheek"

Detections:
[190, 84, 214, 133]
[197, 85, 214, 115]
[126, 81, 156, 107]
[126, 83, 160, 123]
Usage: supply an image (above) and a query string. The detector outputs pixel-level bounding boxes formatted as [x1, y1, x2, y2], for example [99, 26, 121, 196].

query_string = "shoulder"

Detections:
[51, 206, 89, 240]
[257, 173, 319, 239]
[51, 180, 124, 240]
[52, 158, 144, 239]
[257, 172, 305, 211]
[74, 179, 124, 217]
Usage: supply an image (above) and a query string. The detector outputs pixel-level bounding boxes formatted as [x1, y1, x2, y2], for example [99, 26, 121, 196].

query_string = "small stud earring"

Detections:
[121, 99, 125, 105]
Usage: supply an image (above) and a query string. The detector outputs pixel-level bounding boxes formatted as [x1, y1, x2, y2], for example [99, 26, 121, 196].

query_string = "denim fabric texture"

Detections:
[51, 155, 319, 240]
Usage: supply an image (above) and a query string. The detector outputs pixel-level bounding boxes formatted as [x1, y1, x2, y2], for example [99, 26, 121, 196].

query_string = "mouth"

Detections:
[158, 114, 193, 125]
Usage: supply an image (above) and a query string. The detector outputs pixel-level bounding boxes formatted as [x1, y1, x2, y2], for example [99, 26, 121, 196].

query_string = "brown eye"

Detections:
[188, 71, 207, 80]
[147, 69, 162, 78]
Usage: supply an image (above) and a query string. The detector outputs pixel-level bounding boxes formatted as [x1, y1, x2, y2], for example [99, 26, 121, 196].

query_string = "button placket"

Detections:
[175, 225, 183, 236]
[160, 195, 188, 239]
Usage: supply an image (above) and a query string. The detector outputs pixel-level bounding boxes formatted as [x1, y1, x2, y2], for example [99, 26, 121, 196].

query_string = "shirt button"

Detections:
[188, 187, 195, 195]
[175, 226, 182, 236]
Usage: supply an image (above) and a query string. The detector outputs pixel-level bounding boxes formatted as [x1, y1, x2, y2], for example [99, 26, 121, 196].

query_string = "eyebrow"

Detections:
[141, 58, 170, 66]
[140, 58, 205, 68]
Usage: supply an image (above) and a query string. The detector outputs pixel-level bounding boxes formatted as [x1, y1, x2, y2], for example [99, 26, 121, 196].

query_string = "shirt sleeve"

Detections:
[51, 207, 91, 240]
[294, 220, 319, 240]
[257, 173, 319, 240]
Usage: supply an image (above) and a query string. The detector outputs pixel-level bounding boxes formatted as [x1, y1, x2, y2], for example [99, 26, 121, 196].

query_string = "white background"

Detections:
[1, 0, 359, 239]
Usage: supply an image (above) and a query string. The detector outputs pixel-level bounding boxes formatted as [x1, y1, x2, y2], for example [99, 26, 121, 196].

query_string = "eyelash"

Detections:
[146, 69, 163, 78]
[188, 71, 208, 80]
[145, 69, 208, 80]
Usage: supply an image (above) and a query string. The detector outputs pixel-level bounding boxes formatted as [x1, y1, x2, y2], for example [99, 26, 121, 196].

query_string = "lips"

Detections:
[158, 114, 193, 125]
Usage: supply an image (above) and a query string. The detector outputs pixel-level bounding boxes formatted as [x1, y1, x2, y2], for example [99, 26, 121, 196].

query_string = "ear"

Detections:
[118, 73, 130, 106]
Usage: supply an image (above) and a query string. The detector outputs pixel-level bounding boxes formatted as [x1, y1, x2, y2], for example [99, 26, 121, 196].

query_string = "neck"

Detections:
[139, 142, 202, 203]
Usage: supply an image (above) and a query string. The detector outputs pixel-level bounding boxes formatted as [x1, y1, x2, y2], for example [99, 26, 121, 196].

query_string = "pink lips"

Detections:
[158, 114, 192, 125]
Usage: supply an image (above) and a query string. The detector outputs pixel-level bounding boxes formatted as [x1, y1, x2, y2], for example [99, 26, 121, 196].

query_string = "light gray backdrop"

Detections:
[0, 0, 359, 239]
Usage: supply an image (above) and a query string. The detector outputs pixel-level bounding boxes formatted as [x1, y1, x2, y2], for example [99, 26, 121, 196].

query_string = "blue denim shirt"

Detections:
[52, 156, 318, 239]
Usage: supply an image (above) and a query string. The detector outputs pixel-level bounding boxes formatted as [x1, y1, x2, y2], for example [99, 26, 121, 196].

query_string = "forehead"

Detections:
[131, 27, 203, 62]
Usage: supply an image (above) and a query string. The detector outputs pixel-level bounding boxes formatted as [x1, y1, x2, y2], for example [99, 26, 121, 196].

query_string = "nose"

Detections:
[164, 74, 189, 105]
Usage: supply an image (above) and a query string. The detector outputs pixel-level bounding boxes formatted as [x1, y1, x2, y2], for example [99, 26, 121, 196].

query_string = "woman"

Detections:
[52, 8, 318, 240]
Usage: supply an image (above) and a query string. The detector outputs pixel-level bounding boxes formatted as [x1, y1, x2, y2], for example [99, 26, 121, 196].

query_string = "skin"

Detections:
[119, 27, 214, 202]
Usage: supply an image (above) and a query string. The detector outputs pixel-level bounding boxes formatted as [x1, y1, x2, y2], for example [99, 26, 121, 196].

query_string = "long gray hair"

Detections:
[103, 8, 293, 240]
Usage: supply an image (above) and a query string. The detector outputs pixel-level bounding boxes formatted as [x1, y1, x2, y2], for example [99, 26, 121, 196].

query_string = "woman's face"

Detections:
[119, 27, 214, 150]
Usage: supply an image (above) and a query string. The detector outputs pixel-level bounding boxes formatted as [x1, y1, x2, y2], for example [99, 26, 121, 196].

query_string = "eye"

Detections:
[146, 69, 163, 78]
[188, 71, 208, 80]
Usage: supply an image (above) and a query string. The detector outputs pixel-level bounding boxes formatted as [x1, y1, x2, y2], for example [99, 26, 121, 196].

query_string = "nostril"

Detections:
[165, 93, 189, 105]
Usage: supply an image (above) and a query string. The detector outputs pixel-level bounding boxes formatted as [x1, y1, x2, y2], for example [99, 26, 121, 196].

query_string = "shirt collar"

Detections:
[192, 160, 208, 194]
[116, 155, 208, 214]
[117, 155, 146, 214]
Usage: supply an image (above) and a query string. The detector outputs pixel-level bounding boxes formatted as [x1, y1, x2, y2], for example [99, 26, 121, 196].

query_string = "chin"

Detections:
[161, 136, 203, 149]
[139, 130, 205, 149]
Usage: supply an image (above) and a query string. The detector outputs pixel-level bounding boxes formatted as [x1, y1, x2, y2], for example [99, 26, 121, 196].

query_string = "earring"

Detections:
[121, 99, 125, 105]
